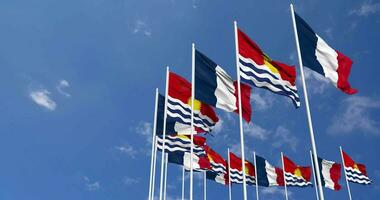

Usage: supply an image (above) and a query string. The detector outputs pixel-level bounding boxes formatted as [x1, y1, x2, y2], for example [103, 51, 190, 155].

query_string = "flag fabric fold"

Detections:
[229, 152, 256, 185]
[342, 150, 372, 185]
[195, 50, 252, 122]
[206, 171, 229, 186]
[255, 155, 284, 187]
[294, 12, 357, 94]
[283, 155, 312, 187]
[237, 28, 300, 107]
[317, 157, 342, 191]
[167, 151, 211, 171]
[156, 134, 206, 156]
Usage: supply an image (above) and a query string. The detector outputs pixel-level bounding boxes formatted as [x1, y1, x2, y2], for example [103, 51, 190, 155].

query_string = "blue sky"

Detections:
[0, 0, 380, 199]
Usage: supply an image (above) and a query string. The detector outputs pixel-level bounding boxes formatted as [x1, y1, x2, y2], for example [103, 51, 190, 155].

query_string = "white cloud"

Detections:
[56, 79, 71, 97]
[349, 1, 380, 16]
[272, 126, 298, 152]
[261, 187, 292, 197]
[302, 67, 330, 94]
[212, 118, 223, 135]
[136, 121, 153, 143]
[244, 123, 270, 140]
[132, 19, 152, 37]
[29, 89, 57, 111]
[251, 92, 275, 111]
[123, 176, 139, 185]
[324, 28, 333, 39]
[115, 144, 137, 158]
[328, 96, 380, 135]
[83, 176, 100, 191]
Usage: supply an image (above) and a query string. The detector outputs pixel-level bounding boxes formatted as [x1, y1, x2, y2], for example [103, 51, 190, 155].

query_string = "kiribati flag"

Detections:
[294, 13, 357, 94]
[156, 134, 206, 156]
[237, 28, 300, 107]
[255, 155, 284, 187]
[195, 50, 252, 122]
[168, 72, 219, 134]
[205, 146, 227, 174]
[317, 157, 342, 191]
[229, 152, 256, 185]
[342, 150, 372, 185]
[283, 155, 312, 187]
[168, 151, 211, 171]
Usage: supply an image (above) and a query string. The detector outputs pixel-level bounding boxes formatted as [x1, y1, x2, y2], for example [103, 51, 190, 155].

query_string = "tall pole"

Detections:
[182, 166, 185, 200]
[234, 20, 248, 200]
[280, 152, 289, 200]
[253, 151, 259, 200]
[151, 137, 158, 200]
[190, 43, 195, 200]
[164, 153, 168, 200]
[149, 88, 159, 200]
[228, 148, 232, 200]
[159, 67, 170, 200]
[204, 171, 207, 200]
[290, 4, 325, 200]
[340, 146, 353, 200]
[310, 150, 320, 200]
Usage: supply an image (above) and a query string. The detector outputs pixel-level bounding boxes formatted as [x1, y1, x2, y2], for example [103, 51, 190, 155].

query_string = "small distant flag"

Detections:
[317, 157, 342, 191]
[294, 12, 357, 94]
[167, 151, 211, 171]
[283, 155, 312, 187]
[342, 150, 372, 185]
[229, 152, 256, 185]
[255, 155, 284, 187]
[205, 146, 228, 174]
[168, 72, 219, 134]
[206, 171, 229, 186]
[237, 28, 300, 107]
[195, 50, 252, 122]
[156, 134, 206, 156]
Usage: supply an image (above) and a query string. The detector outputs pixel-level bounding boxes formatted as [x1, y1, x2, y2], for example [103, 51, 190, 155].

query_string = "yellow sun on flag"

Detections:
[264, 59, 280, 75]
[244, 161, 250, 175]
[176, 135, 189, 141]
[187, 98, 202, 111]
[354, 164, 359, 170]
[294, 168, 303, 178]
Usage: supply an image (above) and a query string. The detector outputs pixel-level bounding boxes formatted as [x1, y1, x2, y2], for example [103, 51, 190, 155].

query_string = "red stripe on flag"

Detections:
[330, 163, 342, 191]
[233, 81, 252, 122]
[275, 167, 285, 186]
[336, 51, 358, 95]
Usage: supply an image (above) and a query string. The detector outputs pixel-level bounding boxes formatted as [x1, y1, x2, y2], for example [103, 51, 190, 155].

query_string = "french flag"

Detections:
[317, 157, 342, 191]
[295, 12, 357, 94]
[195, 50, 252, 122]
[167, 151, 211, 171]
[255, 155, 284, 187]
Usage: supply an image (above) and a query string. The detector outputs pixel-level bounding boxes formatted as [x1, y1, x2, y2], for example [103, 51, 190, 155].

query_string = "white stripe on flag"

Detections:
[315, 34, 339, 86]
[214, 65, 237, 112]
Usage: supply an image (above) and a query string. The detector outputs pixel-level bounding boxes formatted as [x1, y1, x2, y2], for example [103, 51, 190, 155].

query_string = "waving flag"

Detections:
[205, 146, 227, 174]
[317, 157, 342, 191]
[229, 152, 255, 185]
[168, 72, 219, 134]
[168, 151, 211, 171]
[342, 150, 372, 185]
[237, 28, 300, 107]
[255, 155, 284, 187]
[206, 171, 229, 186]
[156, 94, 176, 135]
[294, 13, 357, 94]
[156, 134, 206, 156]
[283, 155, 312, 187]
[195, 50, 252, 122]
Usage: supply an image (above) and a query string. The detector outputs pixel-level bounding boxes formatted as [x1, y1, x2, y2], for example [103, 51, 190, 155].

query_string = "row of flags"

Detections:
[156, 134, 372, 190]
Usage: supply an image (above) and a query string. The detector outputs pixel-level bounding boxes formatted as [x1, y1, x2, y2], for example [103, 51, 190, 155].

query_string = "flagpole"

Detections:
[253, 151, 259, 200]
[204, 171, 207, 200]
[190, 42, 195, 200]
[228, 148, 232, 200]
[182, 166, 185, 200]
[340, 146, 353, 200]
[310, 150, 320, 200]
[234, 20, 248, 200]
[159, 67, 170, 200]
[149, 88, 159, 200]
[290, 4, 325, 200]
[164, 153, 168, 200]
[152, 137, 158, 200]
[280, 152, 289, 200]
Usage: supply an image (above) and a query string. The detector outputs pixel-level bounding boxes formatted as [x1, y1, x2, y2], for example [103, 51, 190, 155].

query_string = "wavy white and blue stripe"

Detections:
[167, 96, 216, 133]
[239, 55, 300, 107]
[156, 135, 205, 156]
[345, 167, 372, 185]
[230, 169, 256, 185]
[210, 161, 227, 174]
[284, 172, 312, 187]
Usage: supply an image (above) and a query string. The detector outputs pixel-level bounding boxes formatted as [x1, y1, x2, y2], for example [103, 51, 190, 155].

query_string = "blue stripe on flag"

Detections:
[256, 155, 270, 187]
[195, 50, 218, 107]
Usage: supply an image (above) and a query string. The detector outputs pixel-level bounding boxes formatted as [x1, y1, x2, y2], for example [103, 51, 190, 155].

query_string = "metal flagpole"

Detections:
[204, 171, 207, 200]
[340, 146, 353, 200]
[228, 148, 232, 200]
[253, 151, 259, 200]
[182, 166, 185, 200]
[190, 43, 195, 200]
[290, 4, 325, 200]
[151, 137, 158, 200]
[164, 153, 168, 200]
[234, 20, 248, 200]
[310, 150, 320, 200]
[280, 152, 289, 200]
[159, 67, 170, 200]
[149, 88, 159, 200]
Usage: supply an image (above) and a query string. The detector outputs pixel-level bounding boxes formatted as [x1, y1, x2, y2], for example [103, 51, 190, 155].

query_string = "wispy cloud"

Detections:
[132, 19, 152, 37]
[123, 176, 139, 185]
[244, 123, 270, 140]
[328, 96, 380, 135]
[115, 144, 137, 158]
[302, 67, 330, 94]
[212, 118, 224, 135]
[136, 121, 153, 143]
[261, 187, 292, 198]
[83, 176, 100, 191]
[29, 89, 57, 111]
[272, 126, 298, 152]
[349, 1, 380, 16]
[56, 79, 71, 97]
[251, 92, 275, 111]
